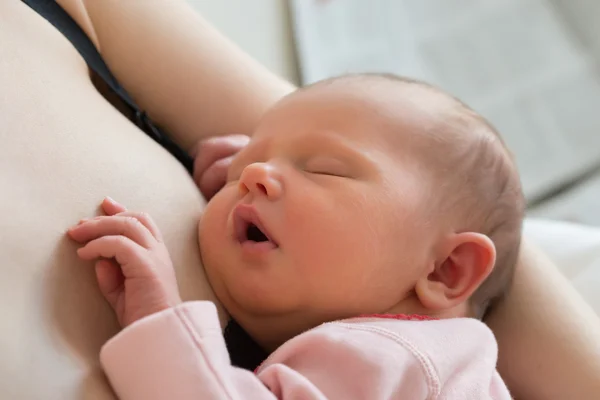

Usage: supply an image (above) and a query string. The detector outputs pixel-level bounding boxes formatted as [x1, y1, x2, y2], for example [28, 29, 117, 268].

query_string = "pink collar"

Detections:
[253, 313, 437, 374]
[355, 313, 438, 321]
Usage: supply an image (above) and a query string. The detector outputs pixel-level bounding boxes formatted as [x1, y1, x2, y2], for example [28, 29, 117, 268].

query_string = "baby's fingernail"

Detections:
[78, 218, 89, 224]
[105, 196, 117, 204]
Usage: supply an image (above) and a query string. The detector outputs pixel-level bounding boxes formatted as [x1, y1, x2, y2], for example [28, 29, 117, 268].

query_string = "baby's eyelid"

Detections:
[304, 157, 348, 176]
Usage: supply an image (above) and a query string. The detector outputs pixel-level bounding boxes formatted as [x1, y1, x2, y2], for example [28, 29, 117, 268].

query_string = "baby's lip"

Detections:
[233, 204, 279, 247]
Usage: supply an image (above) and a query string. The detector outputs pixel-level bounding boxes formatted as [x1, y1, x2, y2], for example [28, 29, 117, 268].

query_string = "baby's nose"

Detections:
[238, 162, 283, 200]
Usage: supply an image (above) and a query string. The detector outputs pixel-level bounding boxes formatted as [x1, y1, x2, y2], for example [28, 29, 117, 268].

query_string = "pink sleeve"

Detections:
[100, 302, 276, 400]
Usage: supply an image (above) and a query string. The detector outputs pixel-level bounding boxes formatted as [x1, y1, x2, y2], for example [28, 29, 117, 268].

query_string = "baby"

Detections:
[68, 74, 524, 399]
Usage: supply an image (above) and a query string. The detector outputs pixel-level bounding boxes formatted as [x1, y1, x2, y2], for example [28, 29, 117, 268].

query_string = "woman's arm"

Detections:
[57, 0, 295, 150]
[486, 239, 600, 400]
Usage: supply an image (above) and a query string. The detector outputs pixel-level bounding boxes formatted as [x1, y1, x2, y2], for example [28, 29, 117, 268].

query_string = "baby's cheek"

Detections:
[198, 190, 233, 253]
[284, 189, 373, 262]
[302, 215, 370, 268]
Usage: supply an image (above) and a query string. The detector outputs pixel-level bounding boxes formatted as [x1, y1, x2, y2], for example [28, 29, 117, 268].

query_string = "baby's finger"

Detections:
[112, 211, 163, 242]
[69, 216, 155, 248]
[102, 197, 127, 216]
[77, 235, 147, 277]
[94, 259, 124, 312]
[192, 135, 249, 181]
[199, 155, 234, 200]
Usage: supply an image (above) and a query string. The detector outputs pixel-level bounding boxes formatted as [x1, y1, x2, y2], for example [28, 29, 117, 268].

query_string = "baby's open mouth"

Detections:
[233, 204, 279, 248]
[246, 223, 269, 242]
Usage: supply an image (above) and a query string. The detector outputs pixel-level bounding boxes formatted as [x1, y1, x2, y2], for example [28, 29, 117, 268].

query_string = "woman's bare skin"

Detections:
[0, 2, 227, 398]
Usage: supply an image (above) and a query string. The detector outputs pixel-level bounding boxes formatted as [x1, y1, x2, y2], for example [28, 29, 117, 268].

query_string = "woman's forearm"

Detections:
[486, 239, 600, 400]
[58, 0, 295, 150]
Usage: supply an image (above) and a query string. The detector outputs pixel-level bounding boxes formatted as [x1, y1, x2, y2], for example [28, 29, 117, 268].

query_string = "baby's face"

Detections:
[199, 80, 443, 329]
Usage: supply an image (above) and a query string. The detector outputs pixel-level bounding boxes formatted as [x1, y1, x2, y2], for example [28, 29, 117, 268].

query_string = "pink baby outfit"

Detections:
[100, 302, 511, 399]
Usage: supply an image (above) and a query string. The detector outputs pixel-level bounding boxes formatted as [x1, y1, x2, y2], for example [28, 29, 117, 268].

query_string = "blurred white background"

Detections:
[188, 0, 600, 226]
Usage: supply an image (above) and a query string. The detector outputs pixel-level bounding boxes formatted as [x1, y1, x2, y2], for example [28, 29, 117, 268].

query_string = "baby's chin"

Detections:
[223, 275, 303, 317]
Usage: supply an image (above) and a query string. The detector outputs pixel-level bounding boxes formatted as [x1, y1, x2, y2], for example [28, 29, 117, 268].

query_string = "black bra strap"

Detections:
[22, 0, 194, 173]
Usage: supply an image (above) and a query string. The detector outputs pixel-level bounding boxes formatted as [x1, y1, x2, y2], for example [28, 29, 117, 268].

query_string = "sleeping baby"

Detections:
[68, 73, 524, 399]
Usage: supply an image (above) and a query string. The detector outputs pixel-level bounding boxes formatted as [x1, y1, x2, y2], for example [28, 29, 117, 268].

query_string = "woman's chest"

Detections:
[0, 3, 226, 398]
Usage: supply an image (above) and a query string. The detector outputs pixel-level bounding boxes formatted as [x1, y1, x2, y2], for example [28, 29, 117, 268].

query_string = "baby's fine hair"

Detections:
[308, 73, 525, 319]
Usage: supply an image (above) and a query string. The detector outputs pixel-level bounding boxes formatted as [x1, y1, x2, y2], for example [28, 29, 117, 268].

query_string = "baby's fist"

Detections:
[190, 134, 250, 200]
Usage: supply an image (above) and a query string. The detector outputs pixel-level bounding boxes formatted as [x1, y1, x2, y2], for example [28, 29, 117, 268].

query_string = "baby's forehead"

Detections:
[318, 79, 468, 145]
[258, 76, 478, 159]
[301, 78, 462, 132]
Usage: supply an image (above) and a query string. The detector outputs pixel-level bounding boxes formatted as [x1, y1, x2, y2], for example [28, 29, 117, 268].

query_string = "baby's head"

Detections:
[199, 74, 524, 349]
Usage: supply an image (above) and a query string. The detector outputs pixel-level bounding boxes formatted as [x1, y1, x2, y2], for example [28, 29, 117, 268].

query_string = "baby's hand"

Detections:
[67, 197, 181, 327]
[190, 134, 250, 200]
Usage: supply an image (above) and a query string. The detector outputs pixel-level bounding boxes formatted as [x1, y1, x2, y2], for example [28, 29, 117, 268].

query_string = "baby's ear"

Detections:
[415, 232, 496, 312]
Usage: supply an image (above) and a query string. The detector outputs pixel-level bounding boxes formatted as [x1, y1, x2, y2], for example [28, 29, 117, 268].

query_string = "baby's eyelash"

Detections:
[303, 157, 349, 178]
[305, 169, 346, 178]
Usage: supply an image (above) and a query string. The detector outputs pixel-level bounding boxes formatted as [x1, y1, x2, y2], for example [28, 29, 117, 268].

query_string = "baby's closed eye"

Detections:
[304, 156, 349, 177]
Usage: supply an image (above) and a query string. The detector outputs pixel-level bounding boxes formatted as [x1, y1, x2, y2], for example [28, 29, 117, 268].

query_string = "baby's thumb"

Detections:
[95, 259, 124, 312]
[199, 156, 235, 200]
